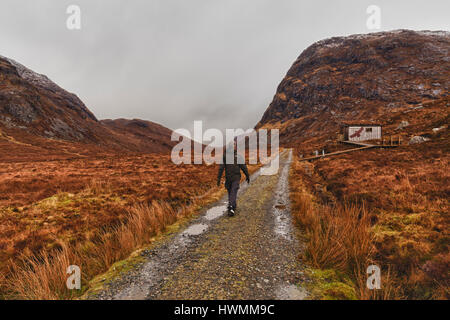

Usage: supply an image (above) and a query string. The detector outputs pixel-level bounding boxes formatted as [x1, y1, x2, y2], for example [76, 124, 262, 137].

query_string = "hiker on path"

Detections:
[217, 140, 250, 216]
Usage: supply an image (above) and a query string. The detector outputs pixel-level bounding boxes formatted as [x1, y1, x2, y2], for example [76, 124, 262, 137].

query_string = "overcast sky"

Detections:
[1, 0, 449, 134]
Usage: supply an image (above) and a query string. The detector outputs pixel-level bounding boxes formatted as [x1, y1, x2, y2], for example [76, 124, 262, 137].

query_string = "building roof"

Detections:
[341, 121, 382, 127]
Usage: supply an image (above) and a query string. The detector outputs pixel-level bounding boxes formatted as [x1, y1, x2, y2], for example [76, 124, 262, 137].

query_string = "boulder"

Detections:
[432, 126, 445, 133]
[409, 136, 430, 144]
[396, 120, 409, 130]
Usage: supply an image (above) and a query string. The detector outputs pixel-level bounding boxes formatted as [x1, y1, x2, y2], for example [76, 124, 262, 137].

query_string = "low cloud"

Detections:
[1, 0, 449, 132]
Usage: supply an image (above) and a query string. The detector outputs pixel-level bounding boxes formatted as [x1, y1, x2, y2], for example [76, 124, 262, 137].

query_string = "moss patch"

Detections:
[304, 268, 357, 300]
[81, 251, 146, 299]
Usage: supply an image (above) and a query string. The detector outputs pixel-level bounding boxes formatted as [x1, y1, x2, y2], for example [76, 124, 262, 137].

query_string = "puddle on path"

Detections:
[182, 223, 209, 236]
[276, 284, 307, 300]
[272, 151, 293, 240]
[114, 281, 151, 300]
[204, 205, 228, 221]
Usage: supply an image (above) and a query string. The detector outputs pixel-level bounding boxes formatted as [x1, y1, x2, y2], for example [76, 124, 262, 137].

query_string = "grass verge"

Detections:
[290, 157, 401, 299]
[2, 189, 224, 300]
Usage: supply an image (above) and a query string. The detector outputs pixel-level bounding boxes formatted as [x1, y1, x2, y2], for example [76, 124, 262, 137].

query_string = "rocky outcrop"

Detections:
[396, 121, 410, 130]
[409, 135, 430, 144]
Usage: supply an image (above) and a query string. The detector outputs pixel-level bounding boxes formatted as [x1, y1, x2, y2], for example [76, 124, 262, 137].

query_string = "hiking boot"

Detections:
[228, 208, 235, 217]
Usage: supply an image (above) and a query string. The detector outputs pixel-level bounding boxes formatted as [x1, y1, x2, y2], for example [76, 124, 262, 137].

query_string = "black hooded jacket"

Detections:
[217, 151, 250, 186]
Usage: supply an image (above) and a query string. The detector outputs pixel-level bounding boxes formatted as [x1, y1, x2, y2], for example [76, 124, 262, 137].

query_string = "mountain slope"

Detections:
[0, 55, 98, 141]
[259, 30, 449, 299]
[100, 118, 176, 154]
[0, 55, 175, 158]
[256, 30, 449, 150]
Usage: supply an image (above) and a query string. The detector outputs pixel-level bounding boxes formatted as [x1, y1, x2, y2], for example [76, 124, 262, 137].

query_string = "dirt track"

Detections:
[89, 150, 307, 300]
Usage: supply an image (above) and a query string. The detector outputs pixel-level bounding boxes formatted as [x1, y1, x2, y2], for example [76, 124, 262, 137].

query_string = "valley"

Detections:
[0, 29, 448, 300]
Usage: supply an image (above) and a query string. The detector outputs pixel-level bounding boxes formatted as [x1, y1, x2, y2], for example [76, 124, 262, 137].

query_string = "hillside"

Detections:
[259, 30, 449, 299]
[0, 55, 99, 141]
[0, 55, 175, 159]
[100, 119, 175, 154]
[0, 56, 215, 299]
[257, 30, 449, 152]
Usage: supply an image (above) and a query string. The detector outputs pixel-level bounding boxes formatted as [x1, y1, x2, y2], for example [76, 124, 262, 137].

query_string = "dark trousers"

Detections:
[226, 180, 240, 209]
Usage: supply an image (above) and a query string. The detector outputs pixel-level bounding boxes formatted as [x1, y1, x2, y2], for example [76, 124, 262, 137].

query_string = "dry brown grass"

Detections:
[290, 158, 403, 299]
[3, 199, 209, 299]
[315, 142, 449, 299]
[0, 153, 218, 272]
[291, 128, 449, 299]
[0, 152, 259, 299]
[0, 150, 242, 299]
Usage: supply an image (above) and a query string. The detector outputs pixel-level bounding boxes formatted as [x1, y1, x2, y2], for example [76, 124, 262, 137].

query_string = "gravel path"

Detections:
[89, 150, 307, 300]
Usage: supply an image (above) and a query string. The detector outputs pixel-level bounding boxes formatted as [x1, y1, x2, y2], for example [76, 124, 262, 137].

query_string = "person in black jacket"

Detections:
[217, 140, 250, 216]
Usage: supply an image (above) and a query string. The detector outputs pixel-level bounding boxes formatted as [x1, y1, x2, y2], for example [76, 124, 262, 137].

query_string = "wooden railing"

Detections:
[298, 138, 400, 162]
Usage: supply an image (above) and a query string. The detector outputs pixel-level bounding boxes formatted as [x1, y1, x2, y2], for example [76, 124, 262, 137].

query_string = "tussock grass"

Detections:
[313, 142, 449, 299]
[0, 152, 259, 299]
[290, 159, 402, 299]
[2, 199, 211, 300]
